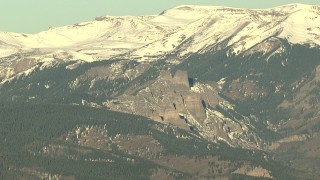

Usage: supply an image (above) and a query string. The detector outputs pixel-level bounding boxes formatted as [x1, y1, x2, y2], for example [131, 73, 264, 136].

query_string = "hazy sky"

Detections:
[1, 0, 319, 34]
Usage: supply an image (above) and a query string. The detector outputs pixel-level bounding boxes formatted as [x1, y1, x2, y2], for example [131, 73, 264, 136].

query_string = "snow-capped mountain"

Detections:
[1, 3, 319, 61]
[2, 5, 320, 178]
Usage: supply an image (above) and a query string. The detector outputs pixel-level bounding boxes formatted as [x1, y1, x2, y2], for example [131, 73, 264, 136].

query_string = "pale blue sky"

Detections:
[1, 0, 319, 34]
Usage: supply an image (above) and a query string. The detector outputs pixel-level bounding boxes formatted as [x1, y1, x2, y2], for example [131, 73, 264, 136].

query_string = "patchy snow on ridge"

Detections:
[49, 50, 96, 62]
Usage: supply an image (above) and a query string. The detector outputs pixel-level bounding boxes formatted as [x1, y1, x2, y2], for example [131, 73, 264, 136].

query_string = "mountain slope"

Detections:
[1, 3, 320, 179]
[0, 4, 319, 61]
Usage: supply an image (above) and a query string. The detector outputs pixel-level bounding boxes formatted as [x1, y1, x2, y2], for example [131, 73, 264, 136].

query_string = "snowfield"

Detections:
[0, 4, 319, 63]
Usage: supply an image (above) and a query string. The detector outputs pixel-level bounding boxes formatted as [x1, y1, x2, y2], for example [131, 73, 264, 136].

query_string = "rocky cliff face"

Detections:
[104, 70, 199, 129]
[102, 70, 261, 149]
[184, 94, 206, 123]
[173, 70, 190, 88]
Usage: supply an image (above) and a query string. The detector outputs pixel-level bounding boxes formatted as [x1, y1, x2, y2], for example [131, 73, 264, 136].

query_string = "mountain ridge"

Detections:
[1, 3, 320, 179]
[0, 3, 319, 62]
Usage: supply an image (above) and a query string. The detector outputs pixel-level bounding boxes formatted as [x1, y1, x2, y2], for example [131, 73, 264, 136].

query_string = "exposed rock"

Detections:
[163, 110, 190, 130]
[184, 94, 206, 123]
[269, 134, 308, 150]
[159, 70, 190, 88]
[202, 94, 219, 109]
[278, 134, 308, 143]
[102, 70, 260, 149]
[233, 165, 273, 179]
[316, 65, 320, 81]
[190, 82, 220, 108]
[105, 70, 193, 129]
[173, 70, 190, 87]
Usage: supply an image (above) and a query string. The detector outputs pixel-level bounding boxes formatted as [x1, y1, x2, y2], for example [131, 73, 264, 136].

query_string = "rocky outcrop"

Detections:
[173, 70, 190, 88]
[105, 70, 193, 130]
[103, 71, 263, 148]
[184, 94, 206, 123]
[155, 95, 190, 129]
[163, 110, 190, 129]
[104, 70, 219, 130]
[202, 93, 219, 109]
[316, 65, 320, 81]
[269, 134, 308, 150]
[233, 166, 273, 179]
[159, 70, 190, 88]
